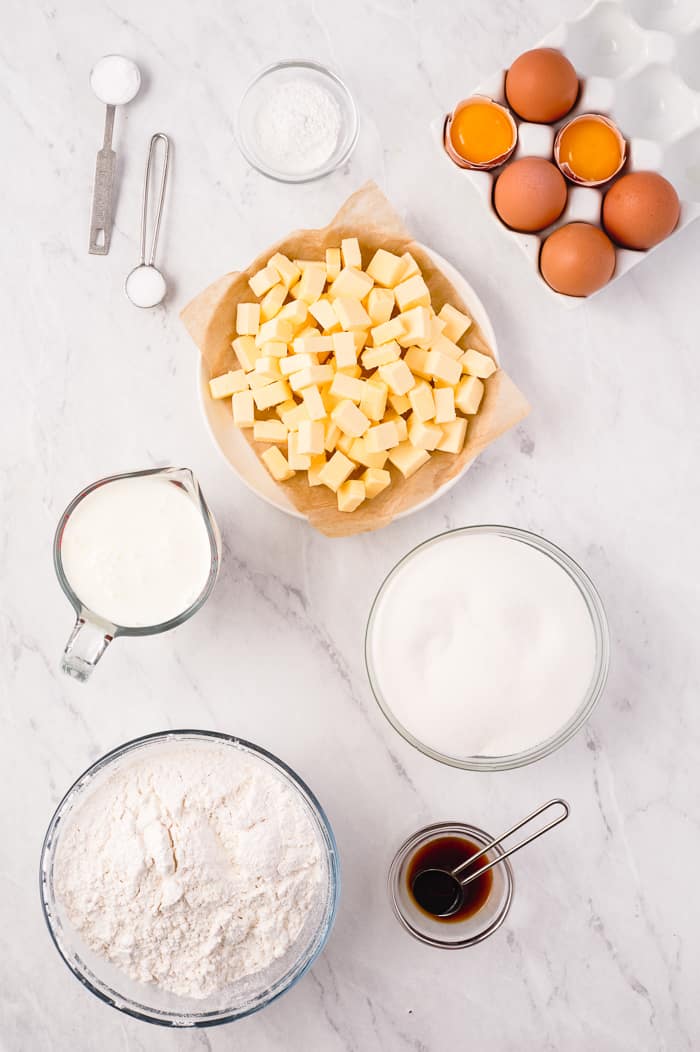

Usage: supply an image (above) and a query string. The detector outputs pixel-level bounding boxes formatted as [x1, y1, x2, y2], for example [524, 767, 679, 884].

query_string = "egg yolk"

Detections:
[557, 117, 622, 183]
[449, 100, 515, 165]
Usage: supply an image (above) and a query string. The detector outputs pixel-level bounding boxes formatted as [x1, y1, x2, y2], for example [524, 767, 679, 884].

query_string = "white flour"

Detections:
[54, 742, 323, 999]
[253, 78, 341, 174]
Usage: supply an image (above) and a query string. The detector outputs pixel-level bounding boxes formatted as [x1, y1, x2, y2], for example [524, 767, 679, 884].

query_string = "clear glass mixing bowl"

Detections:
[365, 525, 610, 772]
[39, 730, 340, 1027]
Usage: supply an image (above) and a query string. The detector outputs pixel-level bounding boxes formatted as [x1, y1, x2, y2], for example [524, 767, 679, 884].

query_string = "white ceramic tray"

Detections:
[198, 246, 498, 521]
[437, 0, 700, 303]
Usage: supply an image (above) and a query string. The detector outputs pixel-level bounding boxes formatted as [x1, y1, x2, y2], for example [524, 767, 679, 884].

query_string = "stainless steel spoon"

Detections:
[411, 798, 570, 918]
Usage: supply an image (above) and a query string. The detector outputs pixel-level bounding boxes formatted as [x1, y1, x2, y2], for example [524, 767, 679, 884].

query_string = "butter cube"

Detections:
[249, 265, 279, 298]
[425, 350, 462, 386]
[255, 317, 294, 347]
[436, 416, 468, 454]
[394, 274, 431, 312]
[386, 411, 408, 441]
[438, 303, 472, 343]
[330, 372, 366, 403]
[433, 386, 456, 423]
[278, 300, 309, 329]
[308, 299, 340, 332]
[269, 252, 301, 289]
[319, 451, 355, 492]
[361, 467, 391, 499]
[397, 306, 431, 348]
[367, 288, 395, 325]
[387, 440, 431, 478]
[279, 353, 319, 376]
[277, 400, 306, 427]
[232, 390, 255, 427]
[455, 375, 484, 415]
[330, 267, 374, 301]
[360, 379, 388, 422]
[361, 341, 401, 369]
[371, 316, 406, 346]
[262, 445, 295, 481]
[232, 335, 258, 372]
[253, 419, 288, 444]
[379, 359, 415, 396]
[296, 419, 325, 455]
[260, 283, 287, 322]
[324, 420, 341, 452]
[366, 249, 406, 288]
[307, 454, 327, 487]
[293, 334, 334, 356]
[247, 372, 275, 390]
[337, 432, 355, 457]
[334, 297, 372, 332]
[388, 392, 411, 415]
[353, 330, 369, 353]
[332, 331, 358, 370]
[252, 379, 292, 410]
[288, 431, 311, 470]
[431, 332, 463, 360]
[338, 364, 362, 379]
[261, 340, 288, 359]
[341, 237, 362, 269]
[399, 252, 420, 279]
[209, 370, 248, 398]
[289, 365, 334, 392]
[297, 264, 327, 305]
[331, 399, 370, 438]
[236, 302, 261, 336]
[302, 385, 327, 421]
[462, 348, 497, 378]
[255, 356, 282, 380]
[348, 438, 388, 470]
[403, 347, 430, 379]
[408, 380, 436, 422]
[325, 248, 341, 281]
[337, 479, 366, 513]
[365, 420, 400, 452]
[408, 413, 443, 450]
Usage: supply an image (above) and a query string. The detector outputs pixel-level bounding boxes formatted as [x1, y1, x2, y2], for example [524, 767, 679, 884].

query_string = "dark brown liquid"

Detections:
[407, 836, 493, 922]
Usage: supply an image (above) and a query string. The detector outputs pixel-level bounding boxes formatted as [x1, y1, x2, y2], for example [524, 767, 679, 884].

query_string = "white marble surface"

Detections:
[2, 0, 700, 1048]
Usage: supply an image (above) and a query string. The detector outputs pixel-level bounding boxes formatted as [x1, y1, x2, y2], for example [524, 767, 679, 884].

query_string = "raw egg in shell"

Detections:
[555, 114, 627, 187]
[445, 96, 517, 170]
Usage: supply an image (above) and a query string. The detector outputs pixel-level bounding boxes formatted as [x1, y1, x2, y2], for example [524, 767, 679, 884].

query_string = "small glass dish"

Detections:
[40, 730, 340, 1027]
[388, 822, 514, 947]
[365, 525, 610, 772]
[235, 60, 359, 183]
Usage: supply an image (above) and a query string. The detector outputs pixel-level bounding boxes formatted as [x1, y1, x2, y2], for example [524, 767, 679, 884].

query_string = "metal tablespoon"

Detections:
[125, 133, 171, 308]
[411, 798, 570, 918]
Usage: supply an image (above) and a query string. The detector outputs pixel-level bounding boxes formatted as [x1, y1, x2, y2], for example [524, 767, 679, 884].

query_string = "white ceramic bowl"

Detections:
[198, 245, 499, 520]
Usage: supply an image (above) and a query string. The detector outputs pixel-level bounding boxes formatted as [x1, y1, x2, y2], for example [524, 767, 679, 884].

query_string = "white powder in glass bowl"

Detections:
[53, 743, 324, 999]
[253, 77, 341, 175]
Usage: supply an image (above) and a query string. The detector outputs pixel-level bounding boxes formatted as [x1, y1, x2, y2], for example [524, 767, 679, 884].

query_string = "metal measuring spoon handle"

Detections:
[125, 133, 171, 308]
[89, 103, 117, 255]
[454, 798, 570, 889]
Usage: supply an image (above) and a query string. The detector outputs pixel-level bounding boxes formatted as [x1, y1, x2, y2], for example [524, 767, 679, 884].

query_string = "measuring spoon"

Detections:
[125, 133, 170, 308]
[411, 799, 570, 918]
[88, 55, 141, 255]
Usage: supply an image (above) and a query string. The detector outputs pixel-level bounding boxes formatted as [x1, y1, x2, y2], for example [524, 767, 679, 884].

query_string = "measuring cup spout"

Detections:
[61, 616, 114, 682]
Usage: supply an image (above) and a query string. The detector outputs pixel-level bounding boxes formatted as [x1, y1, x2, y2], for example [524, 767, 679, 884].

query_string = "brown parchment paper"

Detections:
[181, 182, 530, 537]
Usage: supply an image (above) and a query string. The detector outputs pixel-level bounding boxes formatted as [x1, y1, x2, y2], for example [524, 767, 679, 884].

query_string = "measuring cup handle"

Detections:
[61, 616, 114, 682]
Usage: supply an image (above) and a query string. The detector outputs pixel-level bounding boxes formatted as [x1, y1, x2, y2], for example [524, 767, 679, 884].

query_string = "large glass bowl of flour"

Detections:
[40, 731, 340, 1026]
[365, 526, 609, 771]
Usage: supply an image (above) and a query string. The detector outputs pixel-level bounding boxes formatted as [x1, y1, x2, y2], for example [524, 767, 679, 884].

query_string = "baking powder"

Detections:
[54, 742, 323, 999]
[253, 78, 341, 174]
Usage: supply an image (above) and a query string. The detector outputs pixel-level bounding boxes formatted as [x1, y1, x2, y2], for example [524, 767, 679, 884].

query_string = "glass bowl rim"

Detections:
[39, 729, 341, 1028]
[365, 524, 610, 772]
[388, 821, 514, 948]
[234, 59, 360, 183]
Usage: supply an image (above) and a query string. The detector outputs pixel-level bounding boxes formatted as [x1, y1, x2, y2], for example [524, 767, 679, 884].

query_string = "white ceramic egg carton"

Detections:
[438, 0, 700, 303]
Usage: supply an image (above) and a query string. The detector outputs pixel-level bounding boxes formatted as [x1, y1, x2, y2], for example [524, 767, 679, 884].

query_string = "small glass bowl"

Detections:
[388, 822, 514, 947]
[235, 61, 359, 183]
[40, 730, 340, 1027]
[365, 525, 610, 772]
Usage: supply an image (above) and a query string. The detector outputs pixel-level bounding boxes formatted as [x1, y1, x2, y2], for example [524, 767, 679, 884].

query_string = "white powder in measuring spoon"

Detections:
[369, 532, 598, 758]
[253, 78, 341, 174]
[54, 742, 324, 999]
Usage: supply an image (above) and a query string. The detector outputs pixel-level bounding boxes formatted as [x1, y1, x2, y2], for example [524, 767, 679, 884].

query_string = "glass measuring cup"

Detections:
[53, 467, 221, 682]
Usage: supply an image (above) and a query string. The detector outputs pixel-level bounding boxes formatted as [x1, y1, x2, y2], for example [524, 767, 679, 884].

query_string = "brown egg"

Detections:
[540, 223, 616, 296]
[494, 157, 568, 232]
[505, 48, 579, 123]
[602, 171, 680, 250]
